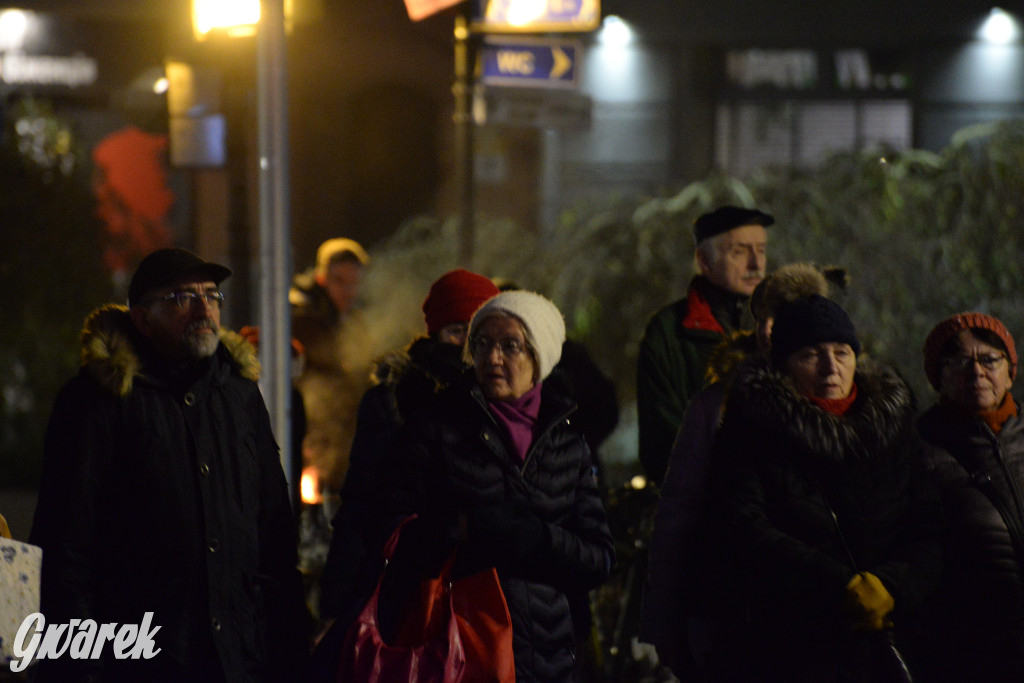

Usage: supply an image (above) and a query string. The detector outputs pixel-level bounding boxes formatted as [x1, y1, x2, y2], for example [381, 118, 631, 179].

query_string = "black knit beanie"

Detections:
[770, 295, 861, 367]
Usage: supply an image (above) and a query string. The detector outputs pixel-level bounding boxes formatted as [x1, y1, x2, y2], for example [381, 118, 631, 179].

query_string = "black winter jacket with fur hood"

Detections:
[30, 305, 308, 682]
[707, 358, 943, 682]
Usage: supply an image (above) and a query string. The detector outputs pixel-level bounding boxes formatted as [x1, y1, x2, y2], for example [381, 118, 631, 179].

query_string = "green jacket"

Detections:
[636, 278, 732, 484]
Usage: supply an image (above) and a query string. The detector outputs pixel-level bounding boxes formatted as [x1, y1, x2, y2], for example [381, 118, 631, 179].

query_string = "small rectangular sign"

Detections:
[473, 0, 600, 33]
[480, 38, 581, 89]
[480, 88, 592, 129]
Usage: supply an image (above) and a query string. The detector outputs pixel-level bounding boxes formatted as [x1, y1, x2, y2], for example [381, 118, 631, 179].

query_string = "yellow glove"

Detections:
[845, 571, 894, 631]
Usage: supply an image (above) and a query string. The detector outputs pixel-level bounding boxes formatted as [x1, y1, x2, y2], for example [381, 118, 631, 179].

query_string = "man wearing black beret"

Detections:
[636, 205, 772, 484]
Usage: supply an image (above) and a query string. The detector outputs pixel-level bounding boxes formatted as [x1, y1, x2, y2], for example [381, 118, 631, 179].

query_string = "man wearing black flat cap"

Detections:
[637, 205, 772, 484]
[31, 248, 309, 682]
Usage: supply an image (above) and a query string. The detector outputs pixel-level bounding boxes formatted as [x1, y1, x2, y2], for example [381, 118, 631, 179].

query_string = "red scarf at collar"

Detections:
[681, 279, 725, 334]
[809, 383, 858, 416]
[980, 392, 1018, 434]
[939, 392, 1019, 434]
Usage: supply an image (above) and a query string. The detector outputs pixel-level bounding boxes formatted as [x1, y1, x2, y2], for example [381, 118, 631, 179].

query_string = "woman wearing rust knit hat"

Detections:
[915, 312, 1024, 682]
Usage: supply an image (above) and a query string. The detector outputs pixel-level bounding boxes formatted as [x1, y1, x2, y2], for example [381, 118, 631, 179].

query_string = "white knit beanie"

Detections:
[469, 291, 566, 382]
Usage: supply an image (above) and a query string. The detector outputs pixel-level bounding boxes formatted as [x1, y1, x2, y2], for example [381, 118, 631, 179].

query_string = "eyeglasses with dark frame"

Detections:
[148, 290, 225, 310]
[469, 335, 529, 358]
[941, 354, 1007, 372]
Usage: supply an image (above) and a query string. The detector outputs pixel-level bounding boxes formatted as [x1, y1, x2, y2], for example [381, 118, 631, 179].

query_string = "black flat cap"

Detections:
[694, 205, 775, 244]
[128, 248, 232, 306]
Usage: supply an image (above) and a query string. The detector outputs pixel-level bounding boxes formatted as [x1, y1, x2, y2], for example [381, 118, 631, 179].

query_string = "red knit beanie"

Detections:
[923, 312, 1018, 391]
[422, 269, 501, 335]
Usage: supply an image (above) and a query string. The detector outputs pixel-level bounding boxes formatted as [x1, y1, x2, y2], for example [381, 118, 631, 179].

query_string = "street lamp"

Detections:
[190, 0, 295, 504]
[978, 8, 1021, 44]
[192, 0, 261, 40]
[0, 9, 29, 51]
[502, 0, 548, 27]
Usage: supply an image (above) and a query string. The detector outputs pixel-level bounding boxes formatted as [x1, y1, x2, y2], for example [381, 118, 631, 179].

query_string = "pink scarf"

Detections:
[488, 383, 543, 462]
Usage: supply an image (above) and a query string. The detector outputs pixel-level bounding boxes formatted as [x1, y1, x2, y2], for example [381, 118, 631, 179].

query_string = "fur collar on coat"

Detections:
[725, 357, 916, 465]
[369, 336, 466, 387]
[79, 303, 260, 398]
[705, 330, 759, 386]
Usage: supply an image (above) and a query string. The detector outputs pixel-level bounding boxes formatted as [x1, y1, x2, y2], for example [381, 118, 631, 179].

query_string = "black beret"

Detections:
[694, 205, 774, 244]
[128, 248, 231, 306]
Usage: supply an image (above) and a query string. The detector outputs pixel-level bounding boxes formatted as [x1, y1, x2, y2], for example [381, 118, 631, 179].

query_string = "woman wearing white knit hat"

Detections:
[466, 290, 567, 397]
[373, 289, 614, 683]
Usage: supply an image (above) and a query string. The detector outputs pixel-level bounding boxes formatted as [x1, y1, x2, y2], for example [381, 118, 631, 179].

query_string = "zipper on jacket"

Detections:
[986, 430, 1024, 540]
[520, 406, 576, 475]
[469, 385, 577, 477]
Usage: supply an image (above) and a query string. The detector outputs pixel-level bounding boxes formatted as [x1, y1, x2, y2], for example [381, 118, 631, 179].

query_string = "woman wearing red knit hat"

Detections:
[916, 312, 1024, 682]
[317, 269, 500, 630]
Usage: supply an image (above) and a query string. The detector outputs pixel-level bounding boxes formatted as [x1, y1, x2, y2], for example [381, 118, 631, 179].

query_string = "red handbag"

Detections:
[398, 565, 516, 683]
[454, 567, 516, 682]
[336, 517, 467, 683]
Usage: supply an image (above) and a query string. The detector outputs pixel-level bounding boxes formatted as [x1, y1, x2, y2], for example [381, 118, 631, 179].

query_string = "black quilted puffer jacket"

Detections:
[378, 372, 614, 683]
[916, 403, 1024, 682]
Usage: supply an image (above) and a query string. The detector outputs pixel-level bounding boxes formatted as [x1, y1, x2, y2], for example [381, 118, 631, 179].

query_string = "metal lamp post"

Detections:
[255, 0, 294, 503]
[191, 0, 295, 502]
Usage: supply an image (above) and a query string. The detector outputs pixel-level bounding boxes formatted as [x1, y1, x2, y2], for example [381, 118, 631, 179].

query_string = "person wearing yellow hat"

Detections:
[290, 238, 372, 500]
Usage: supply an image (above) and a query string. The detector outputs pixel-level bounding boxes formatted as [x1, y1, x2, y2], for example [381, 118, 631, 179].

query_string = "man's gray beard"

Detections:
[185, 322, 220, 359]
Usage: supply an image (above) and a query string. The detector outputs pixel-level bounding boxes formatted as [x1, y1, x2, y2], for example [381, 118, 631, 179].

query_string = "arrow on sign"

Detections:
[550, 47, 572, 79]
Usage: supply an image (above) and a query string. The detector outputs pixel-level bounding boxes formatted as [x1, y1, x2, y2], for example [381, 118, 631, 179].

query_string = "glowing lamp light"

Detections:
[153, 77, 170, 95]
[599, 15, 633, 47]
[300, 467, 322, 505]
[192, 0, 261, 40]
[0, 9, 29, 51]
[979, 8, 1020, 44]
[504, 0, 548, 27]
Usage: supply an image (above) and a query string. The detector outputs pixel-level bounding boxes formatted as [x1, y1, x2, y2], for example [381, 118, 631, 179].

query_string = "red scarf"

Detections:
[939, 392, 1019, 434]
[979, 392, 1018, 434]
[809, 383, 858, 416]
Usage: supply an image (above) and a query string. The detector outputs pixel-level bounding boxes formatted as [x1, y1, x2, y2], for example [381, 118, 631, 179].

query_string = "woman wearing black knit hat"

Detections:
[703, 295, 942, 682]
[915, 312, 1024, 682]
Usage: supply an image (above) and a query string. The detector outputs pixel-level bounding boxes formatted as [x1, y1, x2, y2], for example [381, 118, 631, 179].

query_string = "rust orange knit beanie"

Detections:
[923, 312, 1017, 391]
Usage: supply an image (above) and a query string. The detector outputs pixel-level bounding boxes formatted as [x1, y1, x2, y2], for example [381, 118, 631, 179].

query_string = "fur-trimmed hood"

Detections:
[724, 357, 915, 465]
[705, 330, 759, 386]
[369, 336, 466, 388]
[79, 304, 260, 397]
[369, 348, 412, 387]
